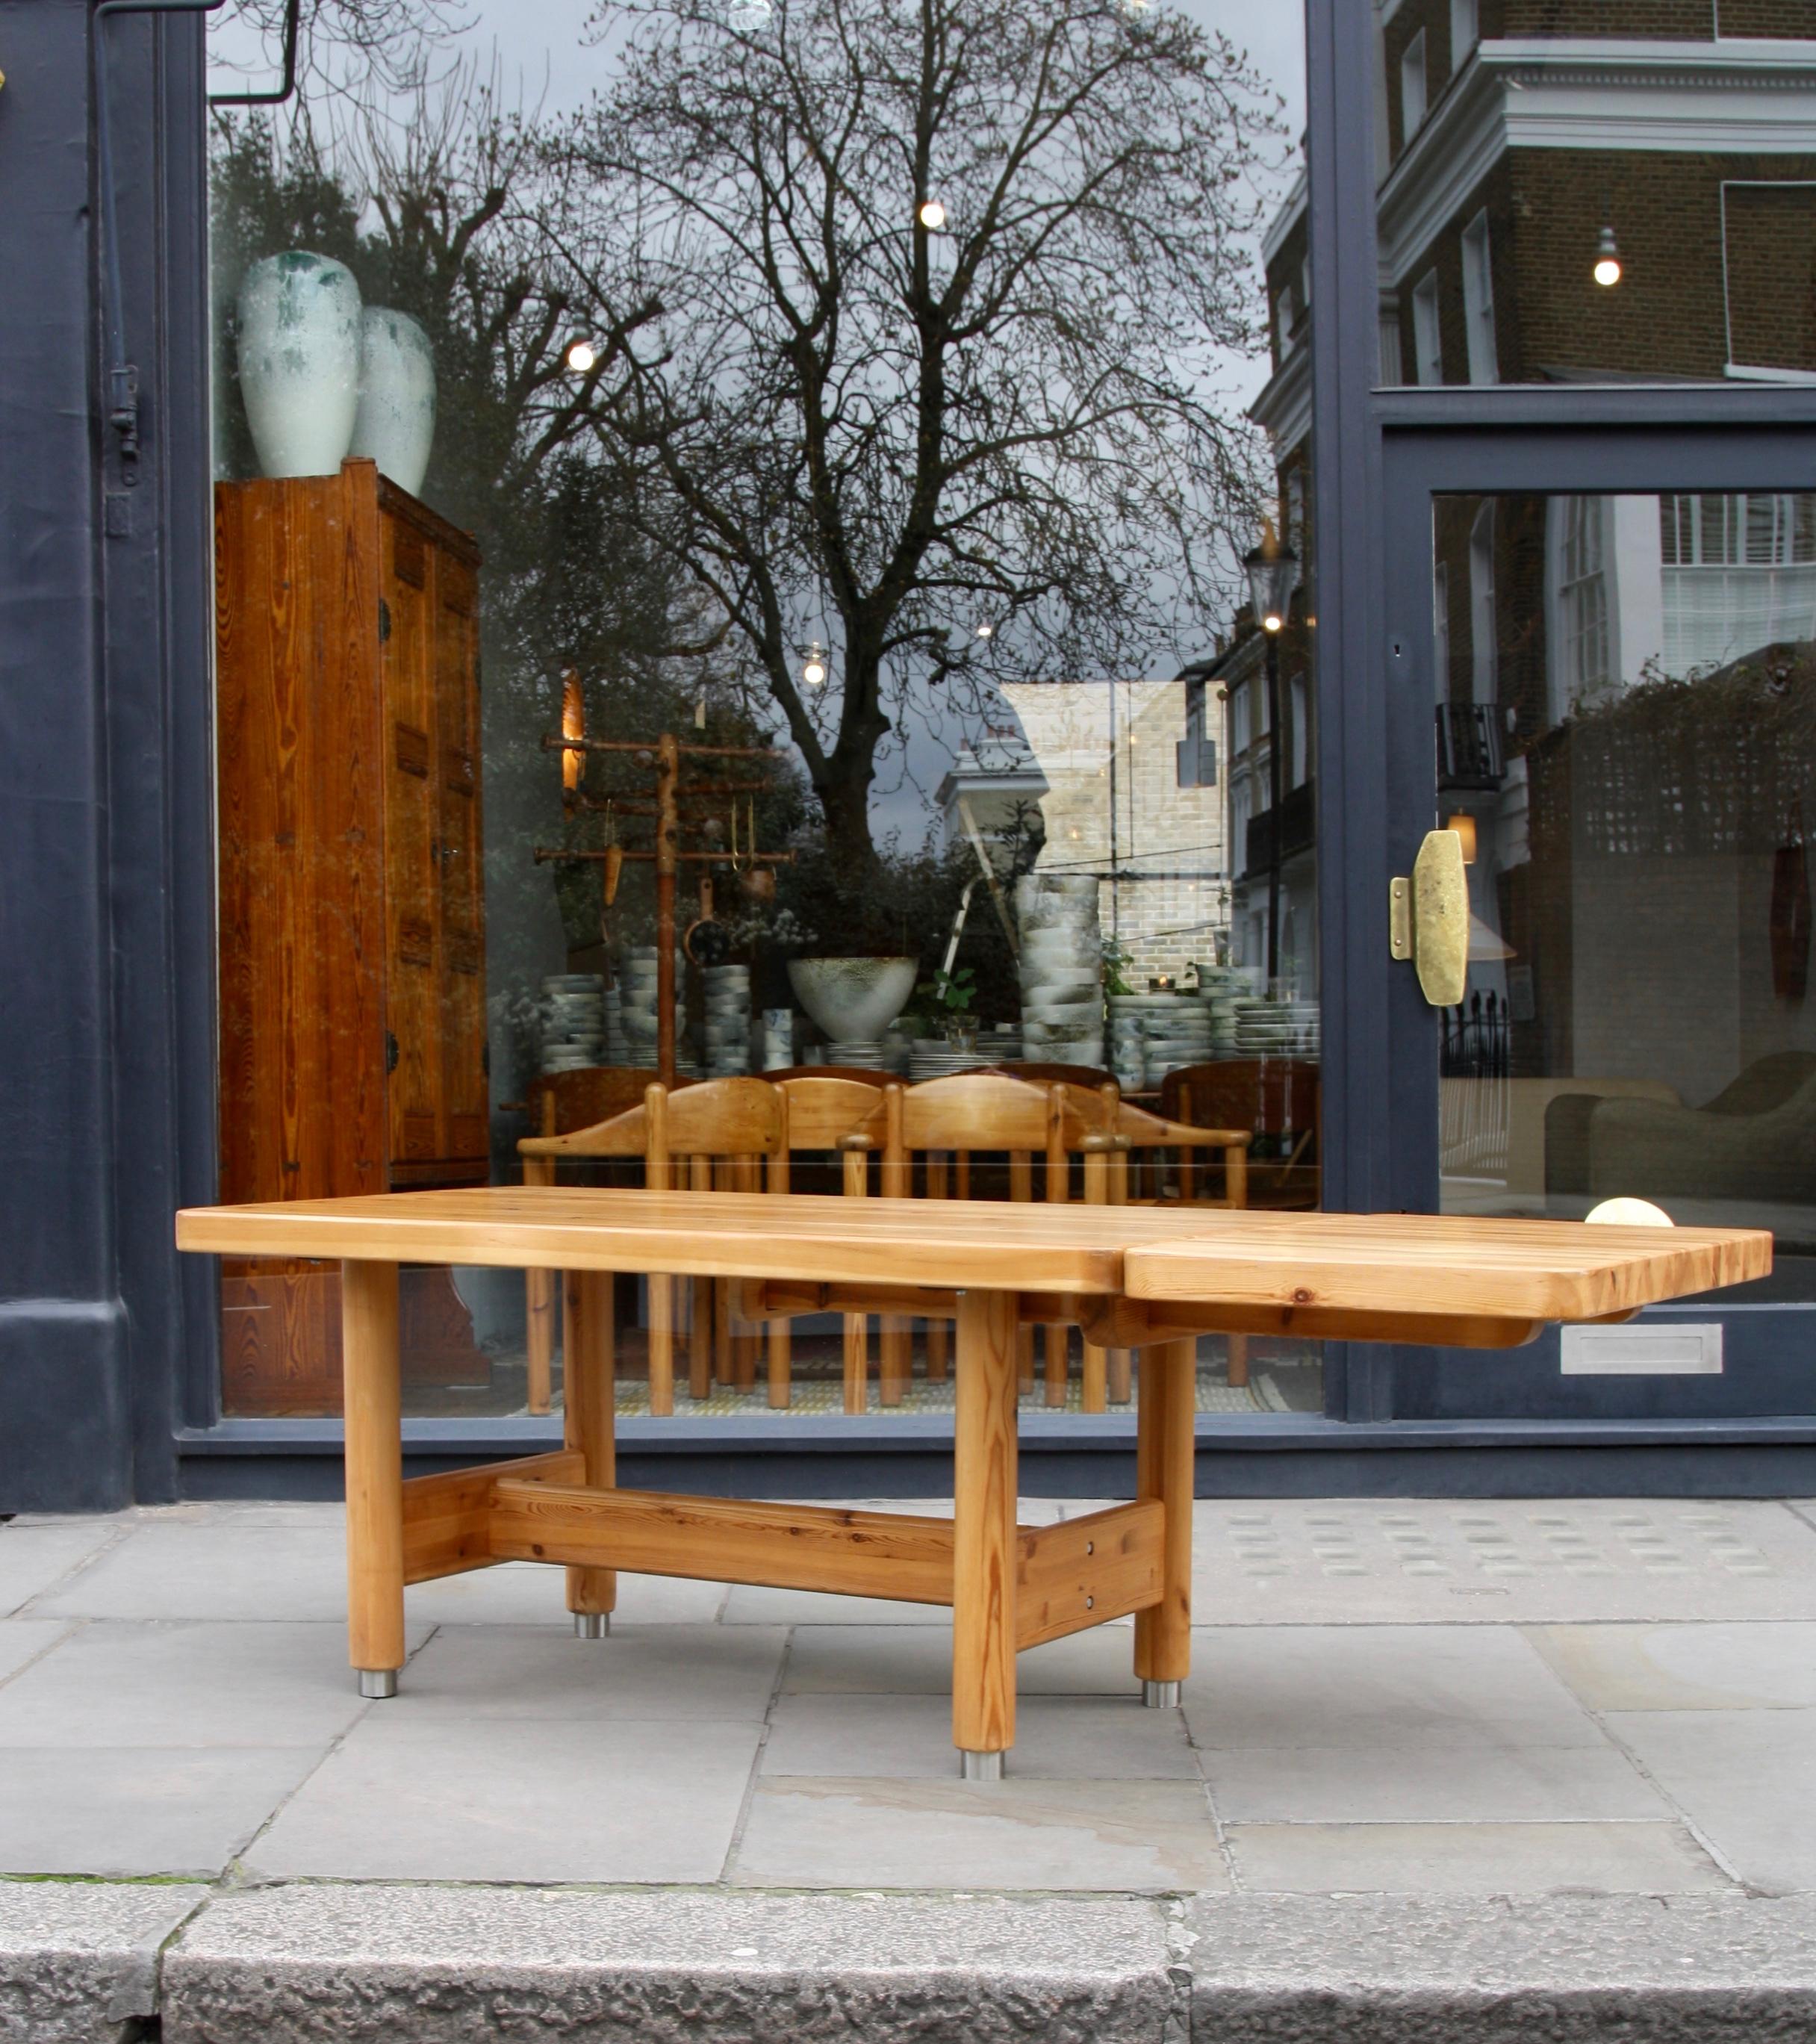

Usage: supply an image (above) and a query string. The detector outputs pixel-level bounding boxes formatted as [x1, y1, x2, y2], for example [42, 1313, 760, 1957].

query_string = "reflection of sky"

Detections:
[208, 0, 1305, 842]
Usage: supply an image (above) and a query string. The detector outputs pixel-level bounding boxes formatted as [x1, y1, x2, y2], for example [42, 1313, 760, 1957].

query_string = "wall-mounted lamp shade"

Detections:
[1445, 813, 1478, 864]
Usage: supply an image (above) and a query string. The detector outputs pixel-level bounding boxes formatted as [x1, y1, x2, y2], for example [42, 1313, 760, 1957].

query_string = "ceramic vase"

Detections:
[787, 957, 918, 1043]
[351, 307, 437, 496]
[236, 252, 363, 479]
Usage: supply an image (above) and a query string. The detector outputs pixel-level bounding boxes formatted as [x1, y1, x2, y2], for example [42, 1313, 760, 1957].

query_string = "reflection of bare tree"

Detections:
[541, 0, 1282, 869]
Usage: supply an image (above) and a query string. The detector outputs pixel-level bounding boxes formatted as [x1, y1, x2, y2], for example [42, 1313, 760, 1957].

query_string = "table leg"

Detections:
[342, 1259, 405, 1698]
[952, 1289, 1018, 1778]
[565, 1269, 617, 1636]
[1134, 1337, 1195, 1706]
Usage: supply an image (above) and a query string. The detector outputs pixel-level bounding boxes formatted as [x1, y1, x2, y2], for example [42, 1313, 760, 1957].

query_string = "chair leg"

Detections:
[1081, 1342, 1108, 1412]
[926, 1320, 949, 1382]
[1226, 1332, 1249, 1388]
[843, 1314, 868, 1414]
[689, 1276, 713, 1401]
[768, 1314, 792, 1409]
[525, 1270, 556, 1416]
[648, 1273, 675, 1417]
[880, 1314, 912, 1406]
[1043, 1323, 1068, 1407]
[715, 1275, 736, 1391]
[1016, 1323, 1035, 1397]
[1109, 1348, 1134, 1404]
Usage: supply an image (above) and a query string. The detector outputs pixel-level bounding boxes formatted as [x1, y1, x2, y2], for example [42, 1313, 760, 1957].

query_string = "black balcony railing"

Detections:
[1244, 777, 1315, 877]
[1436, 702, 1504, 790]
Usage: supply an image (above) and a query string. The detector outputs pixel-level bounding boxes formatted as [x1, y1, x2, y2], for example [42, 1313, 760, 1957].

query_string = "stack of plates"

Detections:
[1232, 997, 1321, 1057]
[1192, 965, 1257, 1053]
[909, 1040, 992, 1080]
[540, 974, 604, 1073]
[824, 1037, 888, 1069]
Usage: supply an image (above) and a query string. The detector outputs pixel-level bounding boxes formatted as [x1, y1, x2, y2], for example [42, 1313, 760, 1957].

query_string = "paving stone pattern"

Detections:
[4, 1497, 1816, 2036]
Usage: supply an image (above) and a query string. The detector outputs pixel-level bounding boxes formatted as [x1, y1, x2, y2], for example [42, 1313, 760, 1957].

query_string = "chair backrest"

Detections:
[760, 1064, 893, 1088]
[1162, 1059, 1319, 1144]
[776, 1075, 892, 1152]
[520, 1076, 787, 1188]
[994, 1061, 1119, 1091]
[527, 1063, 690, 1138]
[854, 1073, 1107, 1203]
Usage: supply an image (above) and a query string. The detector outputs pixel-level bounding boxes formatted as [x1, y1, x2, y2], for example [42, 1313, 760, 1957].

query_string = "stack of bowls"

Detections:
[1015, 874, 1104, 1070]
[759, 1007, 795, 1072]
[1234, 993, 1322, 1058]
[540, 975, 604, 1073]
[702, 965, 751, 1075]
[1107, 995, 1151, 1092]
[822, 1036, 889, 1069]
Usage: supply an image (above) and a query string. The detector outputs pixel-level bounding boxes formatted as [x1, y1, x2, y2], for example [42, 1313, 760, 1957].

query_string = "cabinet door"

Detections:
[379, 510, 444, 1168]
[433, 550, 489, 1167]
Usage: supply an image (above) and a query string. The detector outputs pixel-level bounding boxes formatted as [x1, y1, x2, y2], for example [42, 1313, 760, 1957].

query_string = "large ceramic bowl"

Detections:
[788, 957, 918, 1043]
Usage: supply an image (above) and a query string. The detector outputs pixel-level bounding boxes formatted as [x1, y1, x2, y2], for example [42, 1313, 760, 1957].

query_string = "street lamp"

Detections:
[800, 642, 829, 687]
[1243, 535, 1299, 984]
[1593, 223, 1623, 288]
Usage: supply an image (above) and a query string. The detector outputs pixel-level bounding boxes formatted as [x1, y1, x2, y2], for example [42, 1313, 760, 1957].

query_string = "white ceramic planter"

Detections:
[237, 252, 363, 479]
[351, 307, 437, 496]
[788, 957, 918, 1043]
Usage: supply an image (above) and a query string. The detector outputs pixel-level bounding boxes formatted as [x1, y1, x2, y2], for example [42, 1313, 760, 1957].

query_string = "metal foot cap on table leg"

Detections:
[959, 1749, 1005, 1782]
[1142, 1679, 1181, 1709]
[358, 1669, 398, 1700]
[573, 1612, 609, 1639]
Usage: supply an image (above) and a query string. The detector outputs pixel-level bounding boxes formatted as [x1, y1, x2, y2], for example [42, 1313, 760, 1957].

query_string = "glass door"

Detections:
[1379, 429, 1816, 1423]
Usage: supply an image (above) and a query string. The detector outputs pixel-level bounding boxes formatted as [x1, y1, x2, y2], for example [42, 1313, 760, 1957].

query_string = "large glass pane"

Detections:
[1375, 7, 1816, 388]
[205, 0, 1316, 1421]
[1434, 490, 1816, 1305]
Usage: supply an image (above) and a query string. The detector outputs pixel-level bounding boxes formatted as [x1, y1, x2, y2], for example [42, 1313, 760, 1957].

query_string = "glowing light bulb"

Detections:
[801, 642, 829, 686]
[1593, 225, 1622, 288]
[918, 199, 946, 231]
[1263, 611, 1284, 633]
[565, 337, 598, 373]
[974, 621, 993, 639]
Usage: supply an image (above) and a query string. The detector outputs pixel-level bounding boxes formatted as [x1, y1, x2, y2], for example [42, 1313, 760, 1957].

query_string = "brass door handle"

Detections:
[1389, 828, 1468, 1007]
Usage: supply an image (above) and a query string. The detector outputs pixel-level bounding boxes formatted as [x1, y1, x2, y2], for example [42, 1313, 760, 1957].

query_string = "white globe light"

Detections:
[1585, 1197, 1673, 1228]
[803, 655, 827, 686]
[918, 199, 946, 231]
[565, 338, 598, 373]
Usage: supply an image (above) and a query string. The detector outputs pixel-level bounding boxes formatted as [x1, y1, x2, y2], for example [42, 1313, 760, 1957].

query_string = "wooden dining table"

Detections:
[175, 1188, 1770, 1777]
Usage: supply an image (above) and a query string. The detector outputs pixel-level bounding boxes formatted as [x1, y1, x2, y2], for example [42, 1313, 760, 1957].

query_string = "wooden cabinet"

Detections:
[215, 459, 489, 1412]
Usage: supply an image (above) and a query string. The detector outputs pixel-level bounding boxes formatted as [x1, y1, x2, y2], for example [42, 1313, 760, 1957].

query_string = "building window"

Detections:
[1412, 270, 1443, 385]
[1558, 497, 1611, 706]
[1381, 304, 1405, 385]
[1470, 502, 1497, 706]
[1177, 680, 1218, 789]
[1721, 183, 1816, 377]
[1449, 0, 1478, 67]
[1461, 211, 1498, 385]
[1274, 279, 1299, 355]
[1289, 672, 1310, 787]
[1660, 492, 1816, 671]
[1400, 30, 1428, 144]
[1230, 679, 1250, 755]
[1286, 467, 1305, 550]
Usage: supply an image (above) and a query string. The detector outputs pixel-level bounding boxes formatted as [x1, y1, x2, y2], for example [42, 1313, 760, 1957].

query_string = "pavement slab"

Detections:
[161, 1883, 1177, 2044]
[0, 1878, 208, 2044]
[1530, 1620, 1816, 1712]
[243, 1714, 765, 1883]
[730, 1775, 1231, 1890]
[0, 1523, 121, 1617]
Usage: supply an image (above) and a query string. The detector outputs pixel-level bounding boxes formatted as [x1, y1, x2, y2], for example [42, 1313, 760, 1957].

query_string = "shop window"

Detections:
[202, 0, 1322, 1424]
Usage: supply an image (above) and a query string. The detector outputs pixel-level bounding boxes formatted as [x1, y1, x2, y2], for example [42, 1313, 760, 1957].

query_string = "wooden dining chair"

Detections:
[520, 1076, 789, 1416]
[844, 1072, 1119, 1408]
[513, 1067, 692, 1414]
[1163, 1059, 1319, 1211]
[770, 1073, 892, 1413]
